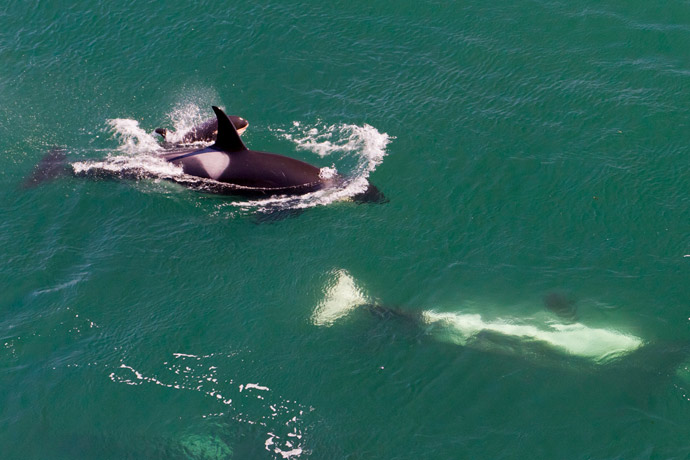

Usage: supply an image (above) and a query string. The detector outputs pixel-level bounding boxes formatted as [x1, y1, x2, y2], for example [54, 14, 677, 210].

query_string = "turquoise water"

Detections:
[3, 1, 690, 458]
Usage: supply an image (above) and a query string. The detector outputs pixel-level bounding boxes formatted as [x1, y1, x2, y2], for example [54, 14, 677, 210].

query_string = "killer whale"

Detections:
[157, 106, 347, 197]
[25, 106, 386, 202]
[154, 114, 248, 144]
[312, 270, 647, 365]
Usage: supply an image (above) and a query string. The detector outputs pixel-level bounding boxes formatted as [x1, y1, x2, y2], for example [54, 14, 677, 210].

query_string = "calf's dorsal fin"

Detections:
[212, 106, 247, 152]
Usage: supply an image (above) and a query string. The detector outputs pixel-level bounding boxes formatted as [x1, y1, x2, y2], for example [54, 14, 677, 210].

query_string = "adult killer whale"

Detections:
[157, 106, 384, 200]
[158, 106, 329, 196]
[25, 106, 386, 202]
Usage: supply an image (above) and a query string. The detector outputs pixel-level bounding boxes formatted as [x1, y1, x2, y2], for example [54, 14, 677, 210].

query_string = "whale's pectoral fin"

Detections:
[352, 183, 388, 204]
[211, 106, 247, 153]
[23, 147, 69, 189]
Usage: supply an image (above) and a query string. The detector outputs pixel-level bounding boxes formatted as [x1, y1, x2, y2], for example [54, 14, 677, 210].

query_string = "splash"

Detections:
[107, 118, 163, 154]
[163, 102, 210, 145]
[312, 270, 645, 364]
[71, 154, 184, 180]
[71, 117, 184, 181]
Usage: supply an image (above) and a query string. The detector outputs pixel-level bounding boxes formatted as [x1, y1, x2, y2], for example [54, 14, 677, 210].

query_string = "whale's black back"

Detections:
[162, 106, 323, 193]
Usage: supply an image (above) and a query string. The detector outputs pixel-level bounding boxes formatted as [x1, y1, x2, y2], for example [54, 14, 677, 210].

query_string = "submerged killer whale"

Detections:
[313, 270, 690, 396]
[313, 270, 652, 365]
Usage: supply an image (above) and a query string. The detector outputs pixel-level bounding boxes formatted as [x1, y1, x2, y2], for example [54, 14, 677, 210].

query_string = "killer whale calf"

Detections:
[154, 114, 249, 144]
[25, 106, 385, 202]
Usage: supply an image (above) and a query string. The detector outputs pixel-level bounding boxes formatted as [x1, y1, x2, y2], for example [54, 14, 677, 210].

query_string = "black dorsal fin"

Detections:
[212, 106, 247, 152]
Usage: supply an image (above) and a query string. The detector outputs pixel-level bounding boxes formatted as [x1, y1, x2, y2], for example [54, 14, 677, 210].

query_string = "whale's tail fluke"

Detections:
[311, 269, 369, 326]
[23, 147, 69, 189]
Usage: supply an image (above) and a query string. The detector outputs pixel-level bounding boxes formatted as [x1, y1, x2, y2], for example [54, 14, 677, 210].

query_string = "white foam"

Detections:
[71, 153, 184, 179]
[423, 311, 644, 363]
[281, 122, 389, 187]
[242, 383, 270, 392]
[312, 269, 369, 326]
[266, 433, 303, 459]
[107, 118, 162, 154]
[72, 116, 185, 181]
[319, 166, 338, 180]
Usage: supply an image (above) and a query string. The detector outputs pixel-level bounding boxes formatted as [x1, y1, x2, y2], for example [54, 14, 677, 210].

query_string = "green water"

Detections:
[3, 1, 690, 458]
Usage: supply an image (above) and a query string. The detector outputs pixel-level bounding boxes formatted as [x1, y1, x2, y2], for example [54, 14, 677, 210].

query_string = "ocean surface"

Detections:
[3, 1, 690, 458]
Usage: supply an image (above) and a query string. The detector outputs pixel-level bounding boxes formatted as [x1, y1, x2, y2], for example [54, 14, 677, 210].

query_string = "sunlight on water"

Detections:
[109, 352, 309, 459]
